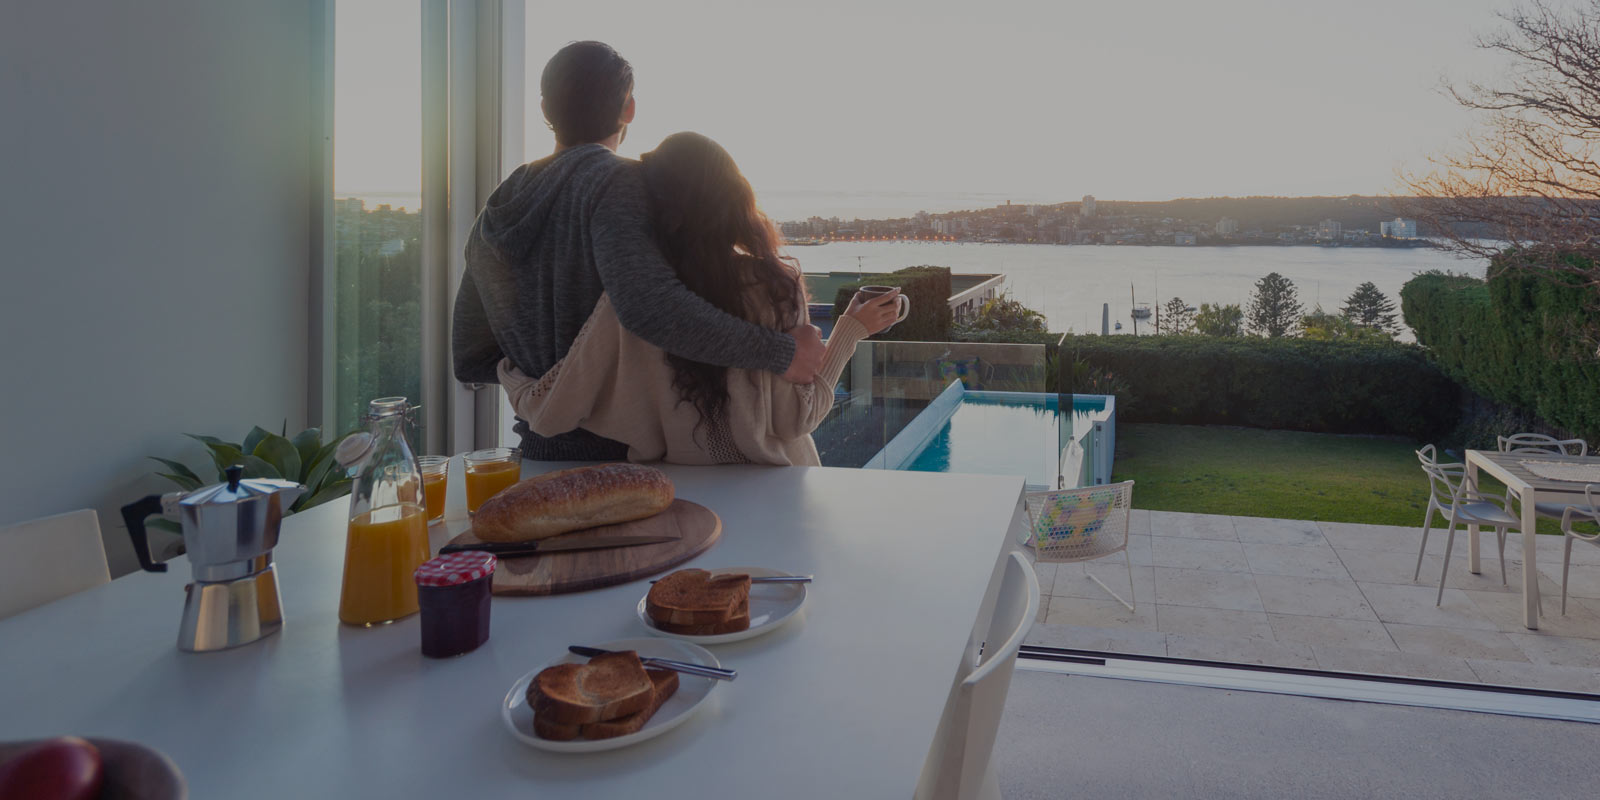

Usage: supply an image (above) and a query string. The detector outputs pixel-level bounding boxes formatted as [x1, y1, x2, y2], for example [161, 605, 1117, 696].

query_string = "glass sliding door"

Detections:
[331, 1, 426, 448]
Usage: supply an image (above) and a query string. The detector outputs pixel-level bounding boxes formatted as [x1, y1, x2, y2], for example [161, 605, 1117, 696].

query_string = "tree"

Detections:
[1301, 305, 1393, 343]
[1404, 0, 1600, 295]
[1159, 297, 1195, 335]
[958, 294, 1047, 332]
[1194, 303, 1244, 337]
[1341, 281, 1399, 335]
[1247, 272, 1303, 338]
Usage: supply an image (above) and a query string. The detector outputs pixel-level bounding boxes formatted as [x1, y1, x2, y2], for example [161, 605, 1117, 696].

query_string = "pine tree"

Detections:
[1341, 281, 1398, 334]
[1246, 272, 1303, 338]
[1160, 297, 1194, 334]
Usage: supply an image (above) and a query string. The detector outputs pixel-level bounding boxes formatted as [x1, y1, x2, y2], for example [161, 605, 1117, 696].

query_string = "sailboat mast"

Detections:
[1130, 282, 1138, 336]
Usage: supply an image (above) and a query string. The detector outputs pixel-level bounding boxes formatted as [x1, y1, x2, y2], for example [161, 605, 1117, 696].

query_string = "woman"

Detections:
[498, 132, 902, 466]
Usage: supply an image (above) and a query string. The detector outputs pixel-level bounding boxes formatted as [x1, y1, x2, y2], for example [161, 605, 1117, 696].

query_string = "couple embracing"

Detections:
[452, 41, 904, 466]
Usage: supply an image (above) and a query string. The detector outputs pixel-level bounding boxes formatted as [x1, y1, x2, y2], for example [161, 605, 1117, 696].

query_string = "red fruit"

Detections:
[0, 736, 103, 800]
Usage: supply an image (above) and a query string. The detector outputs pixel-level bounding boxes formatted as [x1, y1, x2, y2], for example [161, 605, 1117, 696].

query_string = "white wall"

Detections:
[1, 1, 316, 575]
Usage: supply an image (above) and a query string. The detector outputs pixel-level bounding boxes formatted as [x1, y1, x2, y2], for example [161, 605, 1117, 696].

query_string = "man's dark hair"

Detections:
[540, 41, 634, 146]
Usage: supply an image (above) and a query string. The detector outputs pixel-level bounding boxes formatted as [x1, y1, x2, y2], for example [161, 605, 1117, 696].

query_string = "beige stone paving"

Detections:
[1024, 511, 1600, 693]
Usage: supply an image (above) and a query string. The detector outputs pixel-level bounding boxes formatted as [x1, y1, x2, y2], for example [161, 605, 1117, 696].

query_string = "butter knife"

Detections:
[568, 645, 737, 682]
[439, 534, 676, 557]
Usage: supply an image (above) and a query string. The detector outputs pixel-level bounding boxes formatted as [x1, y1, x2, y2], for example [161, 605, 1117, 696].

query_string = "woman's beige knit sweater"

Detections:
[498, 292, 868, 467]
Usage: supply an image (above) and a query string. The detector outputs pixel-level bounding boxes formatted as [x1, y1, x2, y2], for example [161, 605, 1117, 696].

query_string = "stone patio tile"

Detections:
[1024, 622, 1167, 658]
[1383, 623, 1529, 662]
[1535, 533, 1600, 566]
[1266, 614, 1396, 652]
[1050, 564, 1154, 606]
[1466, 658, 1600, 693]
[1165, 633, 1317, 669]
[1152, 537, 1251, 573]
[1155, 605, 1274, 641]
[1125, 534, 1153, 567]
[1335, 548, 1433, 586]
[1318, 521, 1426, 554]
[1254, 574, 1377, 621]
[1505, 631, 1600, 668]
[1232, 516, 1326, 547]
[1148, 511, 1238, 542]
[1044, 595, 1157, 631]
[1127, 509, 1153, 537]
[1463, 589, 1600, 640]
[1357, 582, 1500, 631]
[1243, 542, 1351, 580]
[1310, 645, 1480, 682]
[1535, 559, 1600, 599]
[1152, 567, 1262, 612]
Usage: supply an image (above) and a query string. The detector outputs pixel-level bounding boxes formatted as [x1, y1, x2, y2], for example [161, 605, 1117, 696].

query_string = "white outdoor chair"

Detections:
[1023, 480, 1136, 611]
[1558, 485, 1600, 615]
[915, 551, 1040, 800]
[0, 509, 111, 620]
[1498, 433, 1595, 519]
[1415, 446, 1521, 606]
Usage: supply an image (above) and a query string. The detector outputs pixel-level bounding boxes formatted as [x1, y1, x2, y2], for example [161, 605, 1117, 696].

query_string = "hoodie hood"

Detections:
[474, 143, 620, 264]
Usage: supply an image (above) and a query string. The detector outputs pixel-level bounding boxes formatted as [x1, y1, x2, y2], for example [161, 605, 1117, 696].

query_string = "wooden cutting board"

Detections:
[445, 499, 721, 596]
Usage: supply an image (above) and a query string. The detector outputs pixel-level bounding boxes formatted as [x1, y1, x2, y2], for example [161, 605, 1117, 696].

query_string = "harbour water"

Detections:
[788, 241, 1485, 340]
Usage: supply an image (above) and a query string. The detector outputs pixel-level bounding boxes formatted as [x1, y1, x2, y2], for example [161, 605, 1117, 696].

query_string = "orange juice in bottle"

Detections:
[338, 397, 432, 626]
[464, 448, 521, 513]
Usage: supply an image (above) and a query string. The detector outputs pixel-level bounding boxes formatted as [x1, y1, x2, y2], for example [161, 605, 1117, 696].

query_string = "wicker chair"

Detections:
[1023, 480, 1136, 611]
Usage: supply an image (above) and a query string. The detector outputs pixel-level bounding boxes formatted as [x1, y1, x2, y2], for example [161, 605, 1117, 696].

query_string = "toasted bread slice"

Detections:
[532, 714, 582, 741]
[581, 669, 680, 740]
[646, 570, 751, 626]
[654, 608, 751, 636]
[529, 651, 653, 725]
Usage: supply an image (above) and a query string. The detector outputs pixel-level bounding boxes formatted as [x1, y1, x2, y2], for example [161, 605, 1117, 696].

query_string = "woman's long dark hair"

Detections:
[639, 132, 806, 426]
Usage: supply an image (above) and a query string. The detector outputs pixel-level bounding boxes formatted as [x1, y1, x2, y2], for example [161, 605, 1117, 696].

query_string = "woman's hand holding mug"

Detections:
[846, 286, 911, 335]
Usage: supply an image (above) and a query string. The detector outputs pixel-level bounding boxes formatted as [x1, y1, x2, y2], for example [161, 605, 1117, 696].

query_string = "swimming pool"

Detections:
[866, 385, 1116, 488]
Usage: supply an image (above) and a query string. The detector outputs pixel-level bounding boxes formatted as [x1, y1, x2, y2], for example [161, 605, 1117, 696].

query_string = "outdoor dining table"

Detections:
[1464, 450, 1600, 630]
[0, 462, 1026, 798]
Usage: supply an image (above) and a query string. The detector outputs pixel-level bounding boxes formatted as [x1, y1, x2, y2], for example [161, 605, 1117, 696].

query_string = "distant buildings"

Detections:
[1317, 219, 1342, 241]
[1379, 218, 1417, 239]
[1214, 217, 1239, 236]
[1080, 195, 1096, 218]
[1174, 232, 1196, 245]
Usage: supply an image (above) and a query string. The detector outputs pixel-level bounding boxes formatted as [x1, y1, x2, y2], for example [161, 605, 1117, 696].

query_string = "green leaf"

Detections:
[149, 457, 203, 486]
[304, 450, 339, 494]
[238, 454, 282, 480]
[297, 478, 352, 512]
[290, 428, 322, 481]
[252, 433, 301, 482]
[156, 472, 204, 491]
[201, 443, 246, 477]
[185, 433, 240, 451]
[241, 426, 273, 457]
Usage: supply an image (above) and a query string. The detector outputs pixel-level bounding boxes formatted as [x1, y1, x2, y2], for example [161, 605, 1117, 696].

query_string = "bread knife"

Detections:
[568, 645, 737, 681]
[439, 534, 677, 557]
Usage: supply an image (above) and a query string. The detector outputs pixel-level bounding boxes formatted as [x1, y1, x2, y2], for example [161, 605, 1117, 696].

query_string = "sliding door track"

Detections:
[1017, 645, 1600, 724]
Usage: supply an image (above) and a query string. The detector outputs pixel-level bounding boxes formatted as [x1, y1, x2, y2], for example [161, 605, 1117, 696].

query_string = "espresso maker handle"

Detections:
[120, 494, 169, 573]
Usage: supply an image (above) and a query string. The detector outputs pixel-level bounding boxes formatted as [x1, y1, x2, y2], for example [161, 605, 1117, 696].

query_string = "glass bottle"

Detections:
[339, 397, 431, 626]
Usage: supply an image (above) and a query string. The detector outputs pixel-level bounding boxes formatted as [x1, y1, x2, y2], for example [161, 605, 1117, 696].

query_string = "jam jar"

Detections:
[413, 551, 496, 658]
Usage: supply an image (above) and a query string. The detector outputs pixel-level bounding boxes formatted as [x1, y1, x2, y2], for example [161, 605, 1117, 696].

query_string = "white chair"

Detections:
[1558, 485, 1600, 615]
[916, 551, 1040, 800]
[1498, 433, 1594, 520]
[1023, 480, 1135, 611]
[1415, 446, 1521, 605]
[0, 509, 111, 620]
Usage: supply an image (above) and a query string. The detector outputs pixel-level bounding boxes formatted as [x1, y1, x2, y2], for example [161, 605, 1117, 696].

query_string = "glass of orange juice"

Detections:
[418, 456, 449, 523]
[464, 448, 521, 514]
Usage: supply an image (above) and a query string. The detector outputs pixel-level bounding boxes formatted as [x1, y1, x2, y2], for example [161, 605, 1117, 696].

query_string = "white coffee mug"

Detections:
[856, 285, 911, 329]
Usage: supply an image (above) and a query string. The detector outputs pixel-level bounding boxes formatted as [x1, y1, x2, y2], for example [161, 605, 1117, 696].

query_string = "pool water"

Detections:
[902, 394, 1106, 487]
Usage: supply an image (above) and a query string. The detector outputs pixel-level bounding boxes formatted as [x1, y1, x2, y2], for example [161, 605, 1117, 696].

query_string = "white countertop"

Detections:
[0, 463, 1024, 798]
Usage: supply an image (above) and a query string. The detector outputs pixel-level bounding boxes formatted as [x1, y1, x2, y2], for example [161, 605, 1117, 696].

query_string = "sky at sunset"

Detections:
[337, 0, 1515, 205]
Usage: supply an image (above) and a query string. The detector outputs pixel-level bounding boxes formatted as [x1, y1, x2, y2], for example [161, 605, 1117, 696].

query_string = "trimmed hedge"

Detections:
[1058, 334, 1460, 439]
[1401, 266, 1600, 441]
[830, 265, 951, 341]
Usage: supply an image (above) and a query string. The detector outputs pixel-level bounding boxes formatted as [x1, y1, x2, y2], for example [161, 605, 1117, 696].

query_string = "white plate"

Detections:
[501, 637, 721, 753]
[637, 566, 808, 644]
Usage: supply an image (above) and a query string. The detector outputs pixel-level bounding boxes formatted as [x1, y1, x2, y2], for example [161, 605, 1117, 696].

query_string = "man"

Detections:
[452, 41, 825, 460]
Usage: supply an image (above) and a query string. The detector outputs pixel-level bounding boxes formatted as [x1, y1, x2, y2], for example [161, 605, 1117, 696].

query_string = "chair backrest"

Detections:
[1498, 433, 1588, 457]
[915, 552, 1039, 800]
[1025, 480, 1134, 563]
[0, 509, 111, 620]
[1416, 446, 1467, 507]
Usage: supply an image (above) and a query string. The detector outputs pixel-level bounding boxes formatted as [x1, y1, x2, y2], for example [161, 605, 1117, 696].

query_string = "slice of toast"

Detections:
[529, 650, 654, 725]
[581, 669, 680, 740]
[654, 608, 751, 636]
[534, 669, 680, 741]
[646, 570, 751, 626]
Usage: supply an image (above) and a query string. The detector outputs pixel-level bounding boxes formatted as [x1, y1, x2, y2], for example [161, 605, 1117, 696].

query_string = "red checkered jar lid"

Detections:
[414, 551, 497, 587]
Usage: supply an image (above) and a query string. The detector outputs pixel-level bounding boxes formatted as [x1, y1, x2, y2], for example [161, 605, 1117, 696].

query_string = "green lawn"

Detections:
[1110, 423, 1586, 535]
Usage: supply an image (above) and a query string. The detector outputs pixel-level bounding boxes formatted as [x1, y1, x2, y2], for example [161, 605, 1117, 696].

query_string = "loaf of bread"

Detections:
[473, 463, 674, 542]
